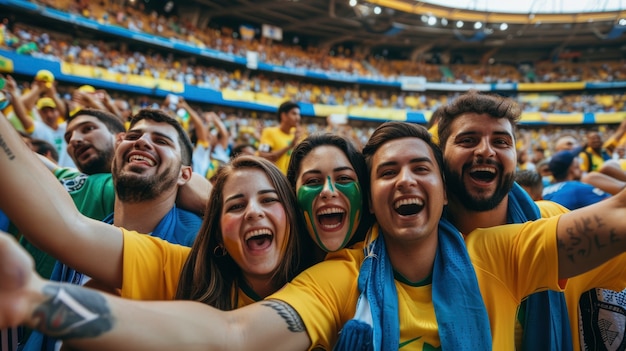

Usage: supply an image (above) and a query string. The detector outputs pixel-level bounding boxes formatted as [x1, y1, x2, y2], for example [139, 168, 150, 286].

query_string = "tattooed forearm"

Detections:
[32, 284, 114, 339]
[0, 133, 16, 160]
[558, 215, 623, 263]
[262, 300, 305, 333]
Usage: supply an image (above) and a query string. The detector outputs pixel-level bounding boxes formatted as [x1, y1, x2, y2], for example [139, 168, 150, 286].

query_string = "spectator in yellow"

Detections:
[258, 101, 303, 174]
[578, 130, 611, 172]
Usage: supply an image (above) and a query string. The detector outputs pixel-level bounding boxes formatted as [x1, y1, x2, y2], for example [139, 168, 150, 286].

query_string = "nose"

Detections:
[245, 200, 265, 220]
[319, 176, 337, 199]
[69, 131, 84, 147]
[397, 166, 416, 189]
[474, 138, 495, 159]
[133, 133, 153, 149]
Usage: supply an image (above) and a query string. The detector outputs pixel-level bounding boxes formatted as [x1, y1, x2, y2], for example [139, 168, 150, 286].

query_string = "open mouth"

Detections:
[244, 228, 273, 250]
[74, 145, 92, 160]
[394, 198, 424, 216]
[316, 207, 345, 230]
[128, 154, 156, 166]
[469, 167, 496, 183]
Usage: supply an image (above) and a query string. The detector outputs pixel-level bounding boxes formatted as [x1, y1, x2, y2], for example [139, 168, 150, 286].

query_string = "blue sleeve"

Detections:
[577, 186, 611, 208]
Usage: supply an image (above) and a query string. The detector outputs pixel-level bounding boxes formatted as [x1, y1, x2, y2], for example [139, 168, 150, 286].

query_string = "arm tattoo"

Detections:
[558, 214, 622, 263]
[0, 133, 16, 160]
[32, 284, 114, 339]
[262, 300, 305, 333]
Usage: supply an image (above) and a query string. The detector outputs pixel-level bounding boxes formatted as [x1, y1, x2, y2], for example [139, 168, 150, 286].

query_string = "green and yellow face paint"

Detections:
[297, 176, 362, 252]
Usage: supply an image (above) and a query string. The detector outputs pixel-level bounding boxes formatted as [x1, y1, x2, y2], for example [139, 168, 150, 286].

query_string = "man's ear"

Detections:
[115, 132, 125, 146]
[178, 165, 193, 186]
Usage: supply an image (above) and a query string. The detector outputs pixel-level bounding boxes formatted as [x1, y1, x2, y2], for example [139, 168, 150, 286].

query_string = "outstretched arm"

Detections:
[0, 234, 310, 351]
[0, 111, 124, 289]
[557, 185, 626, 278]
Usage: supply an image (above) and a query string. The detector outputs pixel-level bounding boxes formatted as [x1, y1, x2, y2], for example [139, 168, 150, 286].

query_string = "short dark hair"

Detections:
[437, 90, 521, 152]
[31, 138, 59, 162]
[68, 109, 125, 135]
[277, 101, 299, 122]
[515, 170, 542, 189]
[128, 109, 193, 166]
[363, 121, 445, 183]
[548, 150, 576, 181]
[230, 143, 256, 159]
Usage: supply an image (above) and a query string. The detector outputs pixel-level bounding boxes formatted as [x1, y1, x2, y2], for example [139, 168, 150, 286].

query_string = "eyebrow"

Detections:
[64, 121, 95, 139]
[127, 129, 176, 144]
[224, 189, 278, 203]
[375, 157, 433, 172]
[455, 130, 513, 139]
[301, 166, 354, 177]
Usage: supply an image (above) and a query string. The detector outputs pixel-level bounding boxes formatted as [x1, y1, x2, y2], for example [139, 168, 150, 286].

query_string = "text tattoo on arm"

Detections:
[0, 133, 16, 160]
[262, 300, 305, 333]
[32, 284, 114, 339]
[558, 214, 622, 263]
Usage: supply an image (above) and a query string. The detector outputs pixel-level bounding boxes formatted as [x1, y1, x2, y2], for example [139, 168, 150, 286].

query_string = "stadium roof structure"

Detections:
[186, 0, 626, 63]
[422, 0, 626, 14]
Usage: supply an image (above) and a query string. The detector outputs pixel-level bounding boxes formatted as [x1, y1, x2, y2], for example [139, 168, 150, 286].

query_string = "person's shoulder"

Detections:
[537, 200, 569, 217]
[174, 207, 203, 227]
[543, 182, 566, 196]
[260, 125, 279, 134]
[54, 166, 80, 179]
[325, 246, 365, 262]
[123, 228, 191, 253]
[571, 181, 605, 194]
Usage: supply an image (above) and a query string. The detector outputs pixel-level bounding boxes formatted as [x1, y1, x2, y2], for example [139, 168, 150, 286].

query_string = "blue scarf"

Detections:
[334, 219, 491, 350]
[508, 182, 573, 351]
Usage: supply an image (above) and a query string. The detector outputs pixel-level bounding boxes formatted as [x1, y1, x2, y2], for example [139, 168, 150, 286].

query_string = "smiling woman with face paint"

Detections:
[287, 133, 372, 264]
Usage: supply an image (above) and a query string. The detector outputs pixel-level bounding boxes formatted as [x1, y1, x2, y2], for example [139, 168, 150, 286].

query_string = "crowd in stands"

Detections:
[2, 70, 625, 176]
[2, 19, 626, 114]
[0, 0, 624, 161]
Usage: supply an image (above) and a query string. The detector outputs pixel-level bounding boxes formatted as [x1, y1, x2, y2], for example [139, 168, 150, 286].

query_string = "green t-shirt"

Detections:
[19, 169, 115, 278]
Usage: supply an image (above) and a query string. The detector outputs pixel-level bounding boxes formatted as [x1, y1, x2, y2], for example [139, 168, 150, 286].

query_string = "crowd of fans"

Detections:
[3, 2, 626, 350]
[0, 0, 625, 162]
[0, 0, 623, 110]
[2, 19, 626, 114]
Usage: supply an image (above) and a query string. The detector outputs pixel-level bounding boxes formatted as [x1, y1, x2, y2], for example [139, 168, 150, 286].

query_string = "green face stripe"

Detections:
[297, 180, 362, 252]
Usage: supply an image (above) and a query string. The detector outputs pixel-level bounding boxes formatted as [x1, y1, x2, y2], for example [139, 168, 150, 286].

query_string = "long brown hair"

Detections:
[175, 156, 302, 310]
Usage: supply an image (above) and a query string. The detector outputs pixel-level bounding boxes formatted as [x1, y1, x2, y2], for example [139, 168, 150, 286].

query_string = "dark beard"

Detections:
[443, 161, 514, 212]
[77, 149, 114, 175]
[114, 166, 179, 203]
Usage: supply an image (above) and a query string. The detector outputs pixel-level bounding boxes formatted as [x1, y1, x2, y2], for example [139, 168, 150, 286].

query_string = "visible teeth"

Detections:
[472, 167, 495, 173]
[394, 198, 423, 209]
[321, 222, 341, 229]
[244, 229, 272, 241]
[317, 207, 345, 216]
[129, 155, 155, 166]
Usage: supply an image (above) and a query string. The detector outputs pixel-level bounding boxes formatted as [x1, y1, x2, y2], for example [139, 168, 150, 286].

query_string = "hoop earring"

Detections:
[213, 245, 227, 257]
